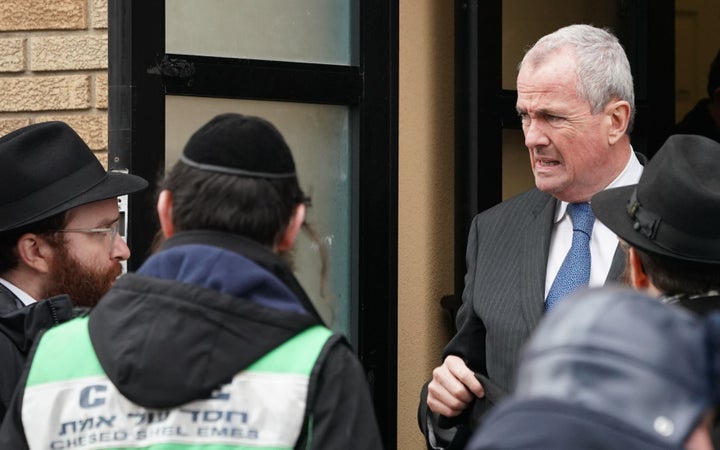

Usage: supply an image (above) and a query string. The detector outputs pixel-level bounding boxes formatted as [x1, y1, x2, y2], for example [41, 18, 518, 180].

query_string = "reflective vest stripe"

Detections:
[26, 316, 105, 386]
[23, 316, 332, 450]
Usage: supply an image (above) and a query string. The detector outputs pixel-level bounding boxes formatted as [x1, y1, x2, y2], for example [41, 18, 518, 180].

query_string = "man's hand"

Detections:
[426, 355, 485, 417]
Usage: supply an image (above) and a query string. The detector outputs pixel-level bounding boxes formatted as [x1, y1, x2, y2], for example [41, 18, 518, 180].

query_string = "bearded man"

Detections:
[0, 121, 147, 420]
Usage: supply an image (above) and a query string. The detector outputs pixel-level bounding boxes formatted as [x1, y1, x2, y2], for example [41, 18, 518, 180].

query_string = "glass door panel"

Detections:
[166, 0, 356, 65]
[166, 96, 353, 336]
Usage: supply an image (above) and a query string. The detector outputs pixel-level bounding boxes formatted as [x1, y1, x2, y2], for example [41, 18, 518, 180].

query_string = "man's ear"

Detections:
[157, 190, 175, 238]
[606, 100, 631, 145]
[276, 204, 306, 253]
[627, 247, 650, 290]
[16, 233, 53, 274]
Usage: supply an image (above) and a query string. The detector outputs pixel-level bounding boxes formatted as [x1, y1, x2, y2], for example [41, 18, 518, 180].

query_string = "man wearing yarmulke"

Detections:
[0, 113, 383, 449]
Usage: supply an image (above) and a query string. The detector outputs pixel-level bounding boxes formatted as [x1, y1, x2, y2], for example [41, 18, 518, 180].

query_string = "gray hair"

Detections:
[520, 24, 635, 133]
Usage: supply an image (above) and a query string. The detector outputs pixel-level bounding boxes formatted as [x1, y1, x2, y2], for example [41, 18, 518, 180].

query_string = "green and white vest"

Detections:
[22, 317, 332, 450]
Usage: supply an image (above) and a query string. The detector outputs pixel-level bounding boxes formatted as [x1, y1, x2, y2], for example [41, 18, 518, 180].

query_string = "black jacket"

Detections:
[467, 288, 716, 450]
[417, 188, 628, 449]
[466, 398, 689, 450]
[673, 98, 720, 144]
[0, 292, 76, 422]
[671, 293, 720, 317]
[0, 283, 20, 315]
[0, 230, 382, 449]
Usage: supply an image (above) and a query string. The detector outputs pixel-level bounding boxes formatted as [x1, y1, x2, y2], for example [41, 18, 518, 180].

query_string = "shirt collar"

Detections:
[553, 148, 643, 223]
[0, 277, 38, 307]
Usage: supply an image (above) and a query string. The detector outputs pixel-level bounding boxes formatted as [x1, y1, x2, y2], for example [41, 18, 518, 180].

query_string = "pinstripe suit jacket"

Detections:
[419, 187, 626, 449]
[445, 187, 626, 393]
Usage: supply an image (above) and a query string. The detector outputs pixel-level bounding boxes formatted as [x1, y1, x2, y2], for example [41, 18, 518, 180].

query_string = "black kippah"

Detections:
[181, 113, 297, 179]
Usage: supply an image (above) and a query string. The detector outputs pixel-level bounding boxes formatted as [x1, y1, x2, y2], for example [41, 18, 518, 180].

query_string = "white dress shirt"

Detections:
[544, 150, 644, 298]
[0, 277, 38, 308]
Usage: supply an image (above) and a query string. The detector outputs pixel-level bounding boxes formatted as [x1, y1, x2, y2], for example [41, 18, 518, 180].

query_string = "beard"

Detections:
[42, 243, 122, 308]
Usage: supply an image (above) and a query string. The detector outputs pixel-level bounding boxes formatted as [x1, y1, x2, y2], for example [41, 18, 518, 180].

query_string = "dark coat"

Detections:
[466, 398, 688, 450]
[0, 293, 76, 422]
[0, 283, 21, 315]
[418, 188, 627, 449]
[671, 292, 720, 449]
[673, 293, 720, 317]
[466, 288, 716, 450]
[0, 230, 382, 450]
[673, 98, 720, 144]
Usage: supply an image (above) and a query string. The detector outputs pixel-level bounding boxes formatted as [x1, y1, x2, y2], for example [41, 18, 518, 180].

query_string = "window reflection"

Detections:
[165, 96, 352, 335]
[166, 0, 355, 65]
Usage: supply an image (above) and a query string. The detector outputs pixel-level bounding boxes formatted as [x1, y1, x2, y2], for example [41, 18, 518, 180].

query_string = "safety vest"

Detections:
[22, 317, 332, 450]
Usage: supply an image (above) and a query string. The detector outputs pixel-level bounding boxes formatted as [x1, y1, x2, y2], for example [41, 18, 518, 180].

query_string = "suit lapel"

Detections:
[601, 151, 645, 284]
[519, 192, 556, 331]
[605, 243, 626, 283]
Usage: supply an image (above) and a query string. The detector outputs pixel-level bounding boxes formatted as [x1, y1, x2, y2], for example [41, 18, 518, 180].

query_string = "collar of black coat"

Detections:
[157, 230, 324, 324]
[0, 295, 76, 352]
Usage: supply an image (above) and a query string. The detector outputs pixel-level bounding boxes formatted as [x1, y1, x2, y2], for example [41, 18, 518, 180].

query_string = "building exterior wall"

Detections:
[397, 1, 455, 448]
[0, 0, 109, 166]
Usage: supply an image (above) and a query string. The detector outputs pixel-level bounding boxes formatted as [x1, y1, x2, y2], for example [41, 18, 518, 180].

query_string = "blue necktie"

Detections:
[545, 202, 595, 311]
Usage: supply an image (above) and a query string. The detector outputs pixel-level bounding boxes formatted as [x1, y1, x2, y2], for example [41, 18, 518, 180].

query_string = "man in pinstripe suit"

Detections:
[419, 24, 643, 449]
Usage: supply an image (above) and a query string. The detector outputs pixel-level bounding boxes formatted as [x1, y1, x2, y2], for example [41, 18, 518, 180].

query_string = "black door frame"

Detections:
[108, 1, 399, 447]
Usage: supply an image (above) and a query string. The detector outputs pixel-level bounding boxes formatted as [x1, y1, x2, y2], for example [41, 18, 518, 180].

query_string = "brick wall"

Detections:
[0, 0, 109, 166]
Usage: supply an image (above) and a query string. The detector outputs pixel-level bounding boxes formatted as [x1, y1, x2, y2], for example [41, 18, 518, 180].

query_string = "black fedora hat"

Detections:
[0, 121, 148, 232]
[592, 134, 720, 263]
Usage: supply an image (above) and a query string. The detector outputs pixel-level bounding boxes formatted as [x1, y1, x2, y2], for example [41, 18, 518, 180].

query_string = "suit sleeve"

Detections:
[418, 215, 489, 449]
[444, 214, 487, 369]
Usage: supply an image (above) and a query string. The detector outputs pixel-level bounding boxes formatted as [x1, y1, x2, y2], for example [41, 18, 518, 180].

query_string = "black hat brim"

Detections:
[0, 171, 148, 232]
[592, 185, 720, 264]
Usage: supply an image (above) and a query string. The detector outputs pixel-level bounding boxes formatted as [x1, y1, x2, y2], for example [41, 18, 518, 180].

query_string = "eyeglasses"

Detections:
[52, 222, 121, 252]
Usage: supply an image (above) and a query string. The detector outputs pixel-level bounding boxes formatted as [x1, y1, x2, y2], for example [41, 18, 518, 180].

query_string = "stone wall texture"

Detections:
[0, 0, 108, 163]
